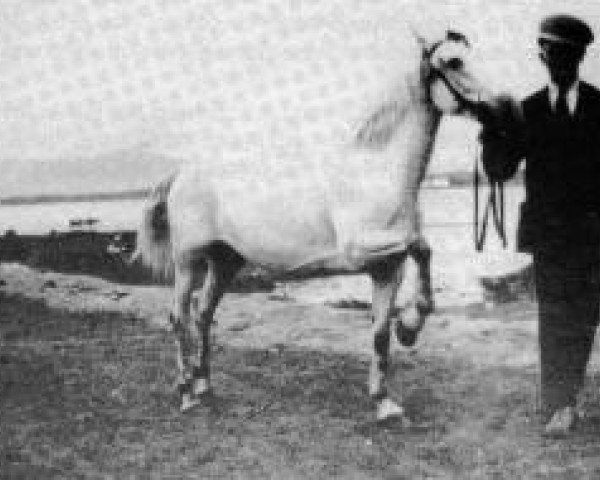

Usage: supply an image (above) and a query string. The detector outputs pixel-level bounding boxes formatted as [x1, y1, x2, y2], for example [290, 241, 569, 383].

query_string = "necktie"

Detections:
[556, 89, 570, 119]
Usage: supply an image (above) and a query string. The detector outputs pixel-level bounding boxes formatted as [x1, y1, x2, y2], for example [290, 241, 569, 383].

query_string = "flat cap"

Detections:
[539, 14, 594, 47]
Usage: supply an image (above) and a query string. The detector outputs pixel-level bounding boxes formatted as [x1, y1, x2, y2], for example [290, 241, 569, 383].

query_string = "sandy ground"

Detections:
[3, 257, 600, 478]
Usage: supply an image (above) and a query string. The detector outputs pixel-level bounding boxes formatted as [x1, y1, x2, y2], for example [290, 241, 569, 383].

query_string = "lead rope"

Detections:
[474, 144, 507, 251]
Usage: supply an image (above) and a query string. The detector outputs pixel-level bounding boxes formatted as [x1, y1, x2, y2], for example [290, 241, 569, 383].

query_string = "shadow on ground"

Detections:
[2, 291, 600, 478]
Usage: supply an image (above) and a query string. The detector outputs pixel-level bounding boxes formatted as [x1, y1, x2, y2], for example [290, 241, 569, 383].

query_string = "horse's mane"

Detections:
[354, 29, 471, 149]
[354, 99, 410, 148]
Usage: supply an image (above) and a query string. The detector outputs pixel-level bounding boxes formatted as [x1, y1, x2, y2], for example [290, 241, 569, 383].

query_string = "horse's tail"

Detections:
[133, 173, 176, 279]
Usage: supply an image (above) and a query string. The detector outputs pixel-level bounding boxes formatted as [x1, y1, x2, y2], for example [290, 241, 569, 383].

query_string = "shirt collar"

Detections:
[548, 80, 580, 115]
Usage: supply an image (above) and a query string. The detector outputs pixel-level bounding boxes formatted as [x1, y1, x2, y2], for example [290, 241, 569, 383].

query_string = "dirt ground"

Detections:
[2, 261, 600, 479]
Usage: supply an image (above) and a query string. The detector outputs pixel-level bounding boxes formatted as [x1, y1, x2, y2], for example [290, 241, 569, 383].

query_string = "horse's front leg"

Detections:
[369, 256, 405, 421]
[397, 237, 434, 347]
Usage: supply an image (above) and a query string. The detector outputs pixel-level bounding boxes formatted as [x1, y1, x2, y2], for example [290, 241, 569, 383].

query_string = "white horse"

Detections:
[136, 30, 498, 421]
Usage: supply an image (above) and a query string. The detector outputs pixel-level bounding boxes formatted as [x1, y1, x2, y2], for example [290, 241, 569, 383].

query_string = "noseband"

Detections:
[424, 32, 483, 115]
[431, 68, 479, 112]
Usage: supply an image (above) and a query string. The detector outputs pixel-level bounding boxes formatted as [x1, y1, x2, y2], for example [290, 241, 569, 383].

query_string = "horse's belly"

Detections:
[229, 231, 338, 272]
[218, 188, 339, 270]
[226, 220, 414, 274]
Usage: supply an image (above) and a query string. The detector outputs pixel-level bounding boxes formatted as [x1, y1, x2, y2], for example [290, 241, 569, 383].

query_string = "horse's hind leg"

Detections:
[397, 237, 434, 347]
[368, 255, 406, 421]
[173, 257, 227, 412]
[170, 260, 201, 411]
[191, 251, 244, 395]
[176, 245, 245, 411]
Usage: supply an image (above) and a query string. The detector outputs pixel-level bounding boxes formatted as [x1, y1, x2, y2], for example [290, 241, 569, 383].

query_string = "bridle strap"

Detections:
[432, 66, 483, 113]
[474, 145, 507, 251]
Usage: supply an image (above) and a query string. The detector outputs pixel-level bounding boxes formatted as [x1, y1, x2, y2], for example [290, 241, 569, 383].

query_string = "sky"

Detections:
[1, 0, 600, 196]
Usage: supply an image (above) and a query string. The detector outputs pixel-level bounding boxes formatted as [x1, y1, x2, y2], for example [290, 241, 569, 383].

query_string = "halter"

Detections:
[425, 33, 482, 114]
[433, 69, 477, 111]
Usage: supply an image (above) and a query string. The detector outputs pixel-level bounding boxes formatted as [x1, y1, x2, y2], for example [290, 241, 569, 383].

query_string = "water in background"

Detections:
[0, 185, 525, 252]
[0, 199, 146, 235]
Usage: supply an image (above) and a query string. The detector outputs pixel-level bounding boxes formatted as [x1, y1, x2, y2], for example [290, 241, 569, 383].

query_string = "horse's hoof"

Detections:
[180, 393, 203, 413]
[376, 398, 407, 423]
[192, 378, 211, 397]
[396, 323, 419, 347]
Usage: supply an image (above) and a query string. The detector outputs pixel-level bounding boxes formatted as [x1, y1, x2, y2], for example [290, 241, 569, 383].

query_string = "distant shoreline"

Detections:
[0, 173, 523, 206]
[0, 189, 150, 206]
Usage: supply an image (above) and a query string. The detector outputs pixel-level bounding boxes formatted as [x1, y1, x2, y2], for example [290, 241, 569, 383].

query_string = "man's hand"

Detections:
[476, 93, 523, 133]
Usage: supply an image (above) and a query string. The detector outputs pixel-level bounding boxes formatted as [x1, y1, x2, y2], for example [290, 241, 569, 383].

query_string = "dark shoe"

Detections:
[543, 406, 578, 438]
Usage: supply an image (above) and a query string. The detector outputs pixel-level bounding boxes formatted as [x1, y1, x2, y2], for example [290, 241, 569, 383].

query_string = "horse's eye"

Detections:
[445, 57, 463, 70]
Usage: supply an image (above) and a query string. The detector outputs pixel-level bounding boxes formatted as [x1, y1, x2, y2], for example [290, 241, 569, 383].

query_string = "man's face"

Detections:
[539, 40, 584, 88]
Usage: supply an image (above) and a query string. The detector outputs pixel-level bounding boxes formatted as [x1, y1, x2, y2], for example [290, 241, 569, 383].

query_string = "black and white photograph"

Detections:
[2, 1, 600, 477]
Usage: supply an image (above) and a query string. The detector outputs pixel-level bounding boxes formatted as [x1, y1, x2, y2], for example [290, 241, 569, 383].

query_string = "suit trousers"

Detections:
[534, 246, 600, 416]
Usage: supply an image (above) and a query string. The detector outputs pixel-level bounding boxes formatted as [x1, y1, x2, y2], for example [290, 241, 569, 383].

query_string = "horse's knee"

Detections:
[395, 302, 428, 347]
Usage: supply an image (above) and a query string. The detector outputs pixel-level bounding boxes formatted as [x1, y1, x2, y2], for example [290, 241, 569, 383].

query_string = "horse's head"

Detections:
[413, 29, 496, 121]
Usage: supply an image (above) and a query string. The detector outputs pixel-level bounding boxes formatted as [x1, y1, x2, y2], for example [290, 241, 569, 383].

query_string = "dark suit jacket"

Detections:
[481, 81, 600, 253]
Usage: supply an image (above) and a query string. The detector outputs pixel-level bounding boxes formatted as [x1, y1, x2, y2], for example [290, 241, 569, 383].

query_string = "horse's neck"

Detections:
[352, 75, 442, 216]
[356, 76, 442, 188]
[385, 86, 442, 205]
[402, 107, 439, 178]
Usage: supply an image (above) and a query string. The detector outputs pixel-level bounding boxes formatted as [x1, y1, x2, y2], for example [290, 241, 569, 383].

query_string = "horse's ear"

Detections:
[409, 26, 431, 56]
[446, 29, 470, 48]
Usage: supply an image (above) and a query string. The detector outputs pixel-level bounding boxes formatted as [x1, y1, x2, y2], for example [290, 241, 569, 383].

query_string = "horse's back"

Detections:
[167, 161, 340, 268]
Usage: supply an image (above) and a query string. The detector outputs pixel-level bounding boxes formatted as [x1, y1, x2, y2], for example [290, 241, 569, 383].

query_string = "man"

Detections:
[480, 14, 600, 437]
